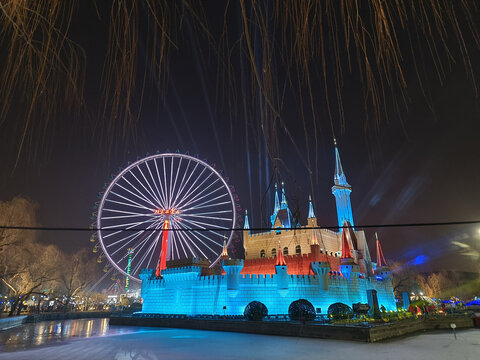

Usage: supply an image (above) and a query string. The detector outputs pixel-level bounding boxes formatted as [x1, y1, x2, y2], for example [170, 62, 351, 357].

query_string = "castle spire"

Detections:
[274, 183, 280, 214]
[281, 182, 287, 208]
[221, 238, 229, 259]
[332, 140, 354, 231]
[334, 138, 349, 187]
[308, 195, 315, 218]
[375, 232, 387, 267]
[244, 210, 250, 230]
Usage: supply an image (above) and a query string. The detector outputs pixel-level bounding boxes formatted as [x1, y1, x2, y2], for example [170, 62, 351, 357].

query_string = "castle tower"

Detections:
[307, 195, 317, 228]
[222, 259, 244, 290]
[332, 140, 354, 232]
[270, 183, 280, 227]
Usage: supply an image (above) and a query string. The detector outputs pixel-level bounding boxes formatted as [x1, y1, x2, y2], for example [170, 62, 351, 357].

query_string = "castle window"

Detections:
[283, 247, 288, 256]
[271, 248, 276, 257]
[260, 249, 265, 258]
[295, 245, 301, 255]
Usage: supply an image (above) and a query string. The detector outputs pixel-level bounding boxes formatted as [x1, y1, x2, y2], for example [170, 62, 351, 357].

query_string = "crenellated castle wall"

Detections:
[140, 261, 396, 316]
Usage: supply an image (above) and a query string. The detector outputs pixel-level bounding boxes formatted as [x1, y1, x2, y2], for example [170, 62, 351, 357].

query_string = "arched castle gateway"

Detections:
[140, 144, 396, 316]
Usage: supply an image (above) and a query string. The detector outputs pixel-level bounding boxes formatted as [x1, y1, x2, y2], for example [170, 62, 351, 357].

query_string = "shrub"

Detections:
[288, 299, 316, 321]
[327, 302, 354, 320]
[244, 301, 268, 320]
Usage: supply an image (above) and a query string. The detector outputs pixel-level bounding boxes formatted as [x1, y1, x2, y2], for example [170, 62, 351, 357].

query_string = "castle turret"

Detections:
[222, 259, 244, 290]
[311, 262, 330, 290]
[332, 140, 354, 232]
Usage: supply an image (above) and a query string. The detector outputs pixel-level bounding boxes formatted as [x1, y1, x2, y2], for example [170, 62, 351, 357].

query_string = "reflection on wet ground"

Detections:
[0, 318, 154, 352]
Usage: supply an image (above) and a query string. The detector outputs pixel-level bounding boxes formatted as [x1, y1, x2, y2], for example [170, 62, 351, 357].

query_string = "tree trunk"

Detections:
[8, 297, 19, 317]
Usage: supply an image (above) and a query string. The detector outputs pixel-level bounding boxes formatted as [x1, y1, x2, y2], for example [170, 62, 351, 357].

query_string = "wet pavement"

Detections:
[0, 318, 479, 359]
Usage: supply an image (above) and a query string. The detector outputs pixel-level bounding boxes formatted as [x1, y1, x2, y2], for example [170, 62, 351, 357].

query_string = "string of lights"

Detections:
[1, 220, 479, 233]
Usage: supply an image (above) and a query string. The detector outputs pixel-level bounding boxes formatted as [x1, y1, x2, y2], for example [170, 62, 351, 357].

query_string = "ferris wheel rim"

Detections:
[96, 153, 237, 282]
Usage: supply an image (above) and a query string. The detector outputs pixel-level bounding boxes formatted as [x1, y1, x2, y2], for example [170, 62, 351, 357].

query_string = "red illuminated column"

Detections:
[155, 219, 170, 277]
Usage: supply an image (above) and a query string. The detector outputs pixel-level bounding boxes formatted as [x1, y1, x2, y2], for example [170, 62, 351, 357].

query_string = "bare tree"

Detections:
[1, 243, 61, 316]
[0, 197, 37, 255]
[54, 249, 98, 312]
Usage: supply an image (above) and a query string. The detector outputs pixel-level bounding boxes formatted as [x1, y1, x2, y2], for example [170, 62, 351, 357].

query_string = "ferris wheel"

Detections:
[96, 153, 236, 282]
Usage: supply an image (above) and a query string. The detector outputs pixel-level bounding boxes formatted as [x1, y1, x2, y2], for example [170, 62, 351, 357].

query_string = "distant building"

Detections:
[140, 144, 396, 316]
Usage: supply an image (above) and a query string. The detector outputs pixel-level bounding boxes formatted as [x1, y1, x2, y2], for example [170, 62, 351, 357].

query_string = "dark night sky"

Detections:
[0, 2, 479, 273]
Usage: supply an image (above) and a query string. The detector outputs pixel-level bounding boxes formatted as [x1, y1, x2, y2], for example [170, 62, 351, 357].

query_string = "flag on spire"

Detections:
[341, 225, 353, 259]
[276, 245, 287, 266]
[375, 232, 387, 267]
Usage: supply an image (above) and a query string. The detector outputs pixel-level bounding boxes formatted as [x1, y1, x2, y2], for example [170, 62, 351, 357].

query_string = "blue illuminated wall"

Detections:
[140, 260, 396, 315]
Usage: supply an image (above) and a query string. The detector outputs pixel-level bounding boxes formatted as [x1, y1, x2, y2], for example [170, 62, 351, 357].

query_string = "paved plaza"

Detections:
[0, 319, 479, 360]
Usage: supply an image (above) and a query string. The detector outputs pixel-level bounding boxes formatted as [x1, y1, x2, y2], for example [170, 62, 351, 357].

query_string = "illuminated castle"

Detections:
[140, 144, 396, 316]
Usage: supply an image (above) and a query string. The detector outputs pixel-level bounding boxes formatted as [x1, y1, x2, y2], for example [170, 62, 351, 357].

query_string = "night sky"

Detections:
[0, 2, 479, 273]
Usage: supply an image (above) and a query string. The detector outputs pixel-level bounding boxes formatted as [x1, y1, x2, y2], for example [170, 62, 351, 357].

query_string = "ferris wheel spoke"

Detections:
[136, 164, 165, 207]
[171, 223, 188, 258]
[179, 209, 232, 216]
[101, 217, 159, 230]
[182, 211, 230, 230]
[162, 157, 170, 207]
[172, 222, 197, 258]
[122, 231, 159, 270]
[176, 220, 223, 251]
[144, 232, 162, 273]
[174, 225, 209, 259]
[131, 232, 161, 274]
[180, 213, 232, 222]
[177, 183, 224, 211]
[112, 183, 156, 210]
[154, 158, 169, 208]
[104, 197, 152, 212]
[171, 231, 181, 260]
[182, 200, 233, 212]
[173, 170, 214, 209]
[103, 207, 155, 217]
[170, 158, 191, 207]
[145, 160, 167, 207]
[172, 166, 209, 208]
[107, 218, 162, 252]
[169, 157, 183, 209]
[181, 219, 229, 241]
[122, 171, 162, 208]
[102, 212, 157, 220]
[177, 187, 228, 207]
[168, 157, 175, 209]
[102, 216, 158, 238]
[172, 160, 199, 206]
[109, 190, 153, 211]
